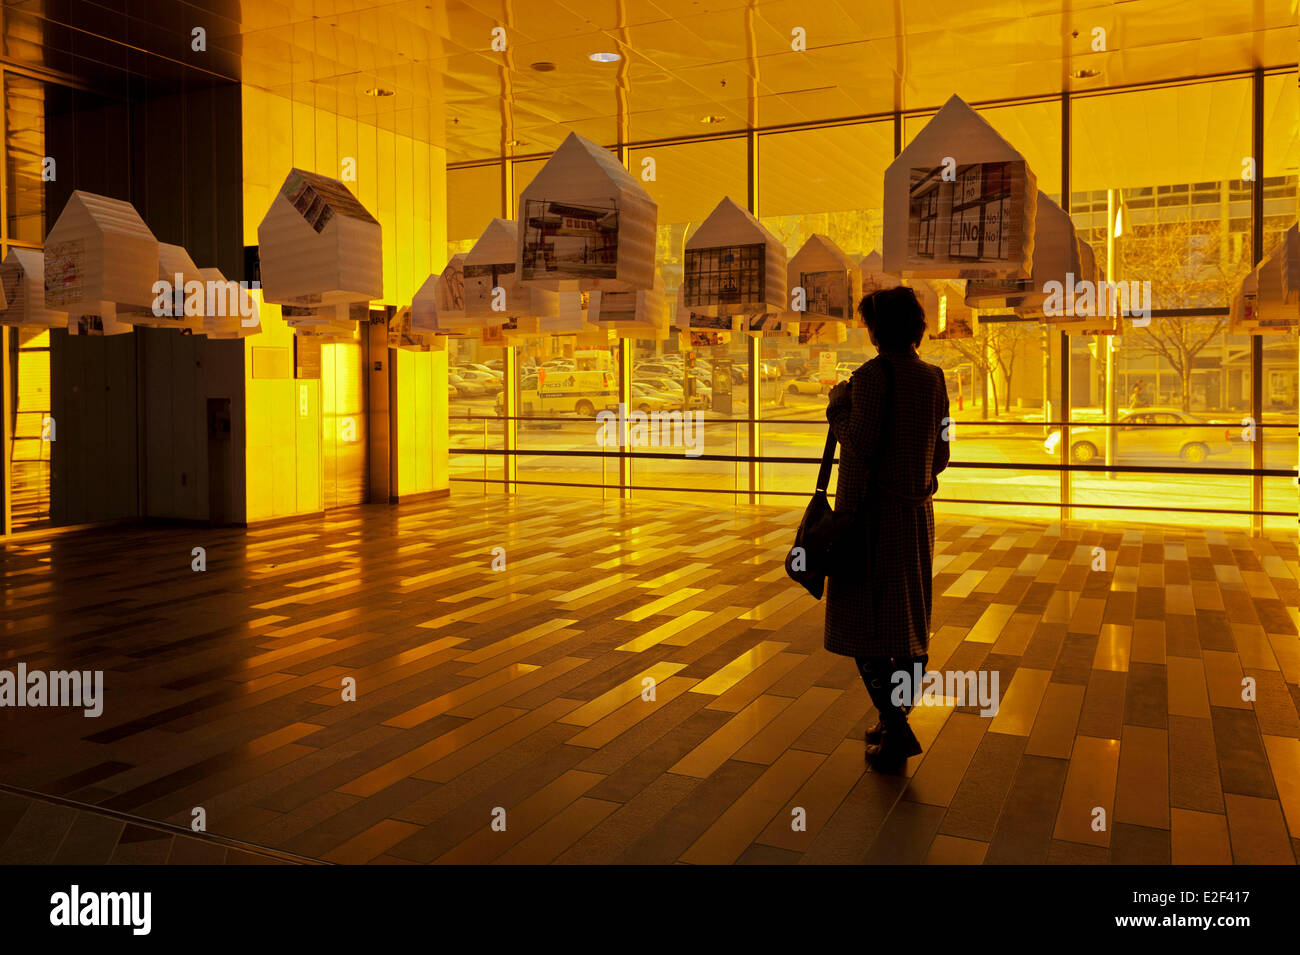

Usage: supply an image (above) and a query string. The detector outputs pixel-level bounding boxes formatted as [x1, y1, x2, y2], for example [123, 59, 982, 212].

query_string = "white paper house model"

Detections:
[413, 254, 471, 334]
[921, 279, 976, 340]
[683, 197, 786, 317]
[591, 274, 669, 340]
[968, 193, 1077, 313]
[0, 249, 65, 328]
[786, 234, 862, 322]
[516, 131, 657, 292]
[45, 190, 159, 335]
[256, 168, 382, 308]
[1249, 240, 1297, 331]
[884, 94, 1037, 281]
[464, 219, 522, 324]
[199, 268, 260, 339]
[119, 243, 206, 331]
[859, 251, 902, 298]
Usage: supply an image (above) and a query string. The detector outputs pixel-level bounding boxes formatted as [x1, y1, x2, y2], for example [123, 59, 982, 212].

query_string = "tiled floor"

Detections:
[1, 493, 1298, 864]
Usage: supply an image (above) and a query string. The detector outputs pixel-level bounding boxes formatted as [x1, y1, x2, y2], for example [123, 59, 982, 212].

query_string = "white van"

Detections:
[523, 367, 617, 416]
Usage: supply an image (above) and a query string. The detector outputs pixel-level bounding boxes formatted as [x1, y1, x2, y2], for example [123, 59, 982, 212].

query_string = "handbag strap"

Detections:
[816, 428, 837, 492]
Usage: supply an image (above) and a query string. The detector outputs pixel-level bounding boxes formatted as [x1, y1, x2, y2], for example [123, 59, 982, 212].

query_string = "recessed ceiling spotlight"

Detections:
[531, 61, 558, 72]
[505, 139, 529, 147]
[699, 114, 724, 124]
[1070, 68, 1101, 79]
[365, 87, 395, 97]
[589, 52, 621, 63]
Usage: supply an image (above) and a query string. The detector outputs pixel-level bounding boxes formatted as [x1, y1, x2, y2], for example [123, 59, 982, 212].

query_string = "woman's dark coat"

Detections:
[823, 350, 950, 659]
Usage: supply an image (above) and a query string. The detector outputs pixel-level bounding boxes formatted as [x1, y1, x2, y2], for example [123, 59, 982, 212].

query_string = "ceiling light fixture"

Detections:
[699, 114, 724, 125]
[365, 87, 395, 97]
[589, 52, 621, 63]
[531, 61, 558, 72]
[1070, 68, 1101, 79]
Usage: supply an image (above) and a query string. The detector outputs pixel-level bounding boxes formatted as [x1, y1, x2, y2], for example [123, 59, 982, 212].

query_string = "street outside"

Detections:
[449, 385, 1298, 531]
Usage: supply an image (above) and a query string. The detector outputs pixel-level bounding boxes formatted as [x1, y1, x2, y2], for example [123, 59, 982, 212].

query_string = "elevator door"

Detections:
[321, 333, 368, 508]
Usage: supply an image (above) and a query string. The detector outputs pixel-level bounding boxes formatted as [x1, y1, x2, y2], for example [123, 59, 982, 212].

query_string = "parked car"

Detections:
[782, 356, 810, 377]
[786, 376, 825, 395]
[447, 373, 486, 398]
[1044, 408, 1234, 464]
[635, 361, 679, 378]
[618, 383, 685, 414]
[455, 368, 503, 394]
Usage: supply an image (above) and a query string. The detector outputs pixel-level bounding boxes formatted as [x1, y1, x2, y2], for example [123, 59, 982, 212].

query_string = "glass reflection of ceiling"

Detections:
[3, 0, 1295, 162]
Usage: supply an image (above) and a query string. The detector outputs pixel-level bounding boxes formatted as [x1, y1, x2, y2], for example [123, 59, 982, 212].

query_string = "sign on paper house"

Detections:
[884, 95, 1037, 280]
[517, 131, 657, 291]
[683, 197, 787, 316]
[0, 249, 65, 328]
[44, 190, 159, 335]
[257, 168, 382, 310]
[787, 234, 862, 321]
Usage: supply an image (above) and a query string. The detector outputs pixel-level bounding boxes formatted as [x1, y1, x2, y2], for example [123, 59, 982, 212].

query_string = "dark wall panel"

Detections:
[46, 76, 246, 524]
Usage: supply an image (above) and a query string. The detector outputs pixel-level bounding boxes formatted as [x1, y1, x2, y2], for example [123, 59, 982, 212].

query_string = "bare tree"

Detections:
[1115, 216, 1246, 411]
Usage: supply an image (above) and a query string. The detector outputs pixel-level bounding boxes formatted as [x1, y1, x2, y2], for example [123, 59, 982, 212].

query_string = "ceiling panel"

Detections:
[2, 0, 1293, 163]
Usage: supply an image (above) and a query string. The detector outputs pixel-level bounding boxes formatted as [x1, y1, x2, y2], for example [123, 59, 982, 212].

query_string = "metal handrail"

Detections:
[450, 412, 1300, 429]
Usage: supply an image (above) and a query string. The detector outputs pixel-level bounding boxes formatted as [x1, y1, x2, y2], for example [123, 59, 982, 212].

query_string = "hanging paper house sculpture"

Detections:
[0, 249, 65, 328]
[464, 218, 524, 324]
[413, 254, 474, 336]
[288, 302, 367, 340]
[683, 197, 787, 317]
[44, 190, 159, 335]
[517, 131, 657, 292]
[1044, 237, 1118, 335]
[785, 234, 861, 322]
[884, 94, 1037, 281]
[115, 243, 206, 332]
[197, 267, 260, 339]
[965, 193, 1072, 311]
[859, 251, 902, 299]
[592, 274, 669, 340]
[256, 168, 382, 329]
[922, 279, 976, 340]
[1243, 238, 1298, 332]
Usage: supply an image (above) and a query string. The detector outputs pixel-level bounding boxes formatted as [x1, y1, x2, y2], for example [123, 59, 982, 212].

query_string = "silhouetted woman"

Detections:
[824, 286, 950, 771]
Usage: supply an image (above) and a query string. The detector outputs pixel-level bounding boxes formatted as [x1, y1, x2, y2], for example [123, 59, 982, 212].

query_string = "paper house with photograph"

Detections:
[745, 312, 794, 337]
[1247, 242, 1298, 332]
[256, 168, 382, 308]
[536, 288, 591, 335]
[798, 321, 848, 347]
[0, 249, 65, 328]
[859, 251, 902, 299]
[388, 305, 447, 351]
[786, 234, 861, 322]
[683, 197, 786, 316]
[591, 274, 669, 340]
[968, 194, 1076, 313]
[884, 95, 1037, 280]
[917, 279, 976, 340]
[116, 243, 206, 332]
[412, 256, 473, 335]
[284, 301, 366, 338]
[464, 219, 523, 324]
[198, 268, 260, 339]
[517, 131, 657, 291]
[45, 190, 159, 335]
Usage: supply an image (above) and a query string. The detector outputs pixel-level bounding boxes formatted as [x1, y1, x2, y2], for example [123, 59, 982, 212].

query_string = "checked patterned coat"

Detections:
[823, 349, 950, 659]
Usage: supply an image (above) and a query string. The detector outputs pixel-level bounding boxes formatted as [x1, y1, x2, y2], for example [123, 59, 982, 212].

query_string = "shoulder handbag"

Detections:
[784, 358, 896, 600]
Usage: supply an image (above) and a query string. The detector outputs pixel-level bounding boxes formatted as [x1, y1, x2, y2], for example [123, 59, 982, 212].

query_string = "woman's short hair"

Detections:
[857, 286, 926, 351]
